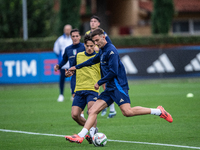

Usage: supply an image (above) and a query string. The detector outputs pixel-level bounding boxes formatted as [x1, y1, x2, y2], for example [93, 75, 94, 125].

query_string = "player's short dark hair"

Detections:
[90, 28, 104, 38]
[70, 28, 80, 35]
[90, 15, 101, 23]
[84, 34, 94, 44]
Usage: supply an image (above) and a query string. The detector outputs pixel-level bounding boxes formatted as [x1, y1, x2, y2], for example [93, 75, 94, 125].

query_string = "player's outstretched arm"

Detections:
[75, 53, 100, 69]
[68, 66, 76, 71]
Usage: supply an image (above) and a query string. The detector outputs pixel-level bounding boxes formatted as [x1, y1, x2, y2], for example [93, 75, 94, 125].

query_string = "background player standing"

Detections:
[54, 29, 85, 118]
[85, 15, 112, 52]
[53, 24, 72, 102]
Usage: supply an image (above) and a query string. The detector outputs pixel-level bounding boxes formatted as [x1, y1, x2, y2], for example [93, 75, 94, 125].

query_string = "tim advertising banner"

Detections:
[0, 45, 200, 84]
[0, 52, 71, 84]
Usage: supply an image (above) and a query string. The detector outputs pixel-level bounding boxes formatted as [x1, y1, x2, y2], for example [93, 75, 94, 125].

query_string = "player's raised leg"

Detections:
[119, 103, 173, 123]
[120, 104, 151, 116]
[157, 106, 173, 123]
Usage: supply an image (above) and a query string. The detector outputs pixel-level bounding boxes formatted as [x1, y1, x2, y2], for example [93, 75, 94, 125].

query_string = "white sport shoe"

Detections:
[107, 111, 117, 118]
[101, 108, 107, 116]
[57, 94, 64, 102]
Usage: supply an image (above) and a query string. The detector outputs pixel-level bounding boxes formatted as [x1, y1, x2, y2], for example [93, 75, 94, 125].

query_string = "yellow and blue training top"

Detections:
[74, 51, 101, 93]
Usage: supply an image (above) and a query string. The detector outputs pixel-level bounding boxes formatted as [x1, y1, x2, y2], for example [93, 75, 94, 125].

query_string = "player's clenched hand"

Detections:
[54, 64, 59, 71]
[94, 83, 100, 90]
[65, 69, 74, 77]
[69, 66, 76, 71]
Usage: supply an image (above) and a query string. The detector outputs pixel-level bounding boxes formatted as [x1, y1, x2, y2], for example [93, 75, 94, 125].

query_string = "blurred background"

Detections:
[1, 1, 200, 149]
[1, 0, 200, 37]
[0, 0, 200, 84]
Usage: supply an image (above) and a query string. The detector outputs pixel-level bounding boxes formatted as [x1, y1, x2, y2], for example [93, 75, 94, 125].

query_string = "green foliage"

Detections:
[0, 0, 22, 38]
[0, 0, 55, 38]
[1, 35, 200, 52]
[111, 35, 200, 47]
[58, 0, 81, 35]
[27, 0, 55, 37]
[0, 37, 57, 52]
[152, 0, 174, 34]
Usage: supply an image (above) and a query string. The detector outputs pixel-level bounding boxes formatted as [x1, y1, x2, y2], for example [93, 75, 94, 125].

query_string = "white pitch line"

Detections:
[1, 129, 200, 149]
[0, 129, 65, 137]
[107, 139, 200, 149]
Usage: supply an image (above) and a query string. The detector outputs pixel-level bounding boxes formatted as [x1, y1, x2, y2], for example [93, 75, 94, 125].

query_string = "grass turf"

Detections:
[0, 78, 200, 150]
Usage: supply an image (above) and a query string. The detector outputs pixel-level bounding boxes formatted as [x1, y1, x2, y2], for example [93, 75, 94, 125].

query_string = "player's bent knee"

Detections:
[87, 109, 92, 115]
[87, 109, 95, 115]
[71, 113, 80, 120]
[88, 108, 98, 116]
[122, 110, 135, 117]
[122, 112, 130, 117]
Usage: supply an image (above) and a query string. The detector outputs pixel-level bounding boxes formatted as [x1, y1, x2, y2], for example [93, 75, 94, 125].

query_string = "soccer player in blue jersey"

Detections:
[65, 34, 101, 144]
[65, 28, 173, 144]
[54, 29, 85, 113]
[86, 15, 116, 118]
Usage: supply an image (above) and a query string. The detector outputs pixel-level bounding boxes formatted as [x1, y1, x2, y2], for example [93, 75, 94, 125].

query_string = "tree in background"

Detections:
[27, 1, 55, 37]
[57, 0, 81, 35]
[0, 0, 22, 38]
[151, 0, 174, 34]
[0, 0, 55, 38]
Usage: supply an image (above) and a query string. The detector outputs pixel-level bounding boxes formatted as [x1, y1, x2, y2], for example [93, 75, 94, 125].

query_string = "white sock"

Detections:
[109, 103, 115, 112]
[78, 128, 88, 138]
[89, 127, 96, 138]
[80, 113, 84, 118]
[150, 108, 161, 116]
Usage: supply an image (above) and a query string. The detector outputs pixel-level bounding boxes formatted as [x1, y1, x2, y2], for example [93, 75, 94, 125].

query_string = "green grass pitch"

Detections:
[0, 78, 200, 150]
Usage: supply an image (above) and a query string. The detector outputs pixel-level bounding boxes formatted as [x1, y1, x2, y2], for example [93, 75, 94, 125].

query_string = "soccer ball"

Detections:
[92, 132, 107, 147]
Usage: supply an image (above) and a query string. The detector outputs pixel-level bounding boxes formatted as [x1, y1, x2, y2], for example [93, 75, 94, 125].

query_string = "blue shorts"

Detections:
[98, 88, 130, 106]
[72, 90, 98, 110]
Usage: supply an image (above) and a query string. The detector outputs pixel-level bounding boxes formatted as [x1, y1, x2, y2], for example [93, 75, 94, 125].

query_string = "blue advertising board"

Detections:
[0, 45, 200, 84]
[0, 52, 70, 84]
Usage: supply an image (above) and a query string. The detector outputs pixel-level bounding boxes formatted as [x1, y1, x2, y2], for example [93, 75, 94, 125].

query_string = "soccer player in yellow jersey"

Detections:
[85, 15, 116, 118]
[65, 34, 100, 144]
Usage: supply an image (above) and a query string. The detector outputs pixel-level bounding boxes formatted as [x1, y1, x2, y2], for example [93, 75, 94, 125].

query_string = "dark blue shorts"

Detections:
[72, 90, 98, 110]
[98, 88, 130, 107]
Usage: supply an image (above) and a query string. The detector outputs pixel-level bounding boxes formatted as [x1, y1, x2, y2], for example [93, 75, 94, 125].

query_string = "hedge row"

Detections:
[0, 37, 57, 53]
[0, 35, 200, 53]
[111, 35, 200, 48]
